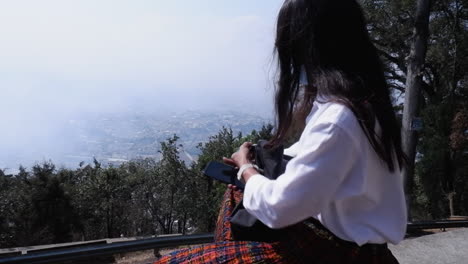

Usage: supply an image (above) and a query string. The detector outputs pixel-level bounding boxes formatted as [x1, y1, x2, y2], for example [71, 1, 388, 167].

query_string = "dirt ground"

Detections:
[113, 245, 202, 264]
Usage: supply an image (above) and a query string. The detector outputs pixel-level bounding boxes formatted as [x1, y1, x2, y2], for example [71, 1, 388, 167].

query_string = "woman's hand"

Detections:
[223, 142, 253, 168]
[223, 142, 258, 183]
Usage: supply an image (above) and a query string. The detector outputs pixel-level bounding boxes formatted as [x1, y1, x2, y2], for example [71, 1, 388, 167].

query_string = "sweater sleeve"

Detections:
[243, 122, 358, 229]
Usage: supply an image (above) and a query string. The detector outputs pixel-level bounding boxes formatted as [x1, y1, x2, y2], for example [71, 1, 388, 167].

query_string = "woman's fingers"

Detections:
[223, 157, 237, 168]
[226, 142, 254, 168]
[240, 142, 252, 151]
[244, 142, 253, 147]
[230, 152, 237, 159]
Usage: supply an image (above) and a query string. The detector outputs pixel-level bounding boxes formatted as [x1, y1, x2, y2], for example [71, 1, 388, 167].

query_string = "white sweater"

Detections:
[243, 100, 407, 246]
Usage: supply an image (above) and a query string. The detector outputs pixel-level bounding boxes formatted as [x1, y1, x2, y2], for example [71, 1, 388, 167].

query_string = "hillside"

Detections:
[1, 109, 269, 172]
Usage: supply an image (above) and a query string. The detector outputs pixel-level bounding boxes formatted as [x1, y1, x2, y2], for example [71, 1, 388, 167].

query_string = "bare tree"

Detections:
[401, 0, 432, 219]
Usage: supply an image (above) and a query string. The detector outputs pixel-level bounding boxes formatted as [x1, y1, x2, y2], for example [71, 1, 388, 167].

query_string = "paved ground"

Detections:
[2, 229, 467, 263]
[150, 231, 468, 264]
[390, 229, 468, 264]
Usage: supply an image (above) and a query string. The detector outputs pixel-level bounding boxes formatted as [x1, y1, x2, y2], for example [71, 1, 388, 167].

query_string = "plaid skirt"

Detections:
[154, 189, 400, 264]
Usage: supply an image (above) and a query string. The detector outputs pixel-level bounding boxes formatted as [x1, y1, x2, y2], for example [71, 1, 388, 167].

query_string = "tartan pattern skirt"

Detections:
[154, 189, 400, 264]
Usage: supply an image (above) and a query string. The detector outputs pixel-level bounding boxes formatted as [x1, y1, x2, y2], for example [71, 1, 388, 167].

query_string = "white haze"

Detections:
[0, 0, 284, 172]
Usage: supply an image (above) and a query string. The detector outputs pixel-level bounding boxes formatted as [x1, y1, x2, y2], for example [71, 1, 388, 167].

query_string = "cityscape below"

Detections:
[1, 109, 270, 174]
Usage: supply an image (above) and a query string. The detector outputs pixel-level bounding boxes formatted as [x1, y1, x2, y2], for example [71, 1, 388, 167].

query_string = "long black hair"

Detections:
[271, 0, 406, 172]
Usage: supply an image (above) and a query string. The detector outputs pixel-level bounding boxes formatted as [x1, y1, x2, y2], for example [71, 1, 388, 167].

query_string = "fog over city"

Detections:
[0, 0, 284, 172]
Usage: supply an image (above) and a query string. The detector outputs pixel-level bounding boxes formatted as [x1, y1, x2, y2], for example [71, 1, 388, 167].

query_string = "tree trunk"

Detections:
[106, 207, 111, 238]
[182, 213, 187, 235]
[448, 192, 455, 217]
[205, 177, 214, 232]
[401, 0, 432, 220]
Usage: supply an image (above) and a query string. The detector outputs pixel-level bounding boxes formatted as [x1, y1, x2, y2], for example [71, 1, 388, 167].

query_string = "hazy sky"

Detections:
[0, 0, 283, 110]
[0, 0, 284, 170]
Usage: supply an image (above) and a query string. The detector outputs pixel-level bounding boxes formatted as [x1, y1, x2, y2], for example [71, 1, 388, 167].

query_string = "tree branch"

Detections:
[377, 48, 408, 73]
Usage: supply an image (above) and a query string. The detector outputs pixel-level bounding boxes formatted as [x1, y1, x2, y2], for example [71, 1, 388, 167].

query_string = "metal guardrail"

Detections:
[407, 220, 468, 232]
[1, 221, 468, 264]
[0, 233, 214, 264]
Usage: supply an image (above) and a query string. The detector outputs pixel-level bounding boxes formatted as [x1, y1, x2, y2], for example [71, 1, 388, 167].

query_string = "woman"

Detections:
[156, 0, 406, 263]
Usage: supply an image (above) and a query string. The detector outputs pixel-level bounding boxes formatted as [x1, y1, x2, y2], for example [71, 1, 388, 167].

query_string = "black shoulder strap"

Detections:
[230, 140, 287, 231]
[254, 140, 285, 179]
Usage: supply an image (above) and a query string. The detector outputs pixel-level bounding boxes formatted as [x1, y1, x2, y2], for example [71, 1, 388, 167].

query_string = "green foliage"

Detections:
[416, 103, 454, 218]
[242, 124, 275, 144]
[0, 170, 16, 246]
[191, 125, 274, 232]
[193, 127, 244, 232]
[362, 0, 468, 218]
[0, 125, 273, 247]
[361, 0, 415, 95]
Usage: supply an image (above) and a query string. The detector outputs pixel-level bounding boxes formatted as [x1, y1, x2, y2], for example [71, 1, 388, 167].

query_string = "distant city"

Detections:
[1, 109, 270, 173]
